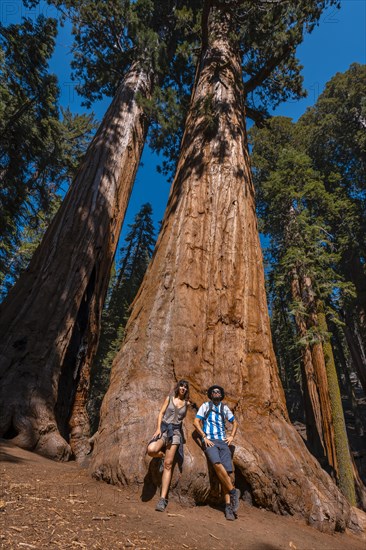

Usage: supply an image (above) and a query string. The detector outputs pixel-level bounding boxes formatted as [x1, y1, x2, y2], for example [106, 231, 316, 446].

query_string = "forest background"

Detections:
[1, 0, 364, 247]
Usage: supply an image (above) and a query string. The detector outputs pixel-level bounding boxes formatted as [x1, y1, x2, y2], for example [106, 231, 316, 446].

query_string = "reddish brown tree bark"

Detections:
[290, 269, 337, 470]
[0, 63, 152, 460]
[91, 5, 365, 534]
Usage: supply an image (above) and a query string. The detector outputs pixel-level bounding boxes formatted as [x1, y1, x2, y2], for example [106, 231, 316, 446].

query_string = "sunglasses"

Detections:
[179, 384, 188, 389]
[212, 389, 221, 394]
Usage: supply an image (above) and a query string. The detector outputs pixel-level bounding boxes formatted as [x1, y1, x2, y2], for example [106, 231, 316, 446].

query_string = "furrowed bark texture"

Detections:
[91, 4, 365, 535]
[290, 269, 336, 469]
[0, 63, 152, 460]
[316, 309, 357, 506]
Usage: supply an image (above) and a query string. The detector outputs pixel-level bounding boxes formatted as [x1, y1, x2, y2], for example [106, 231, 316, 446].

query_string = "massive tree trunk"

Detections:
[0, 62, 152, 460]
[91, 3, 365, 534]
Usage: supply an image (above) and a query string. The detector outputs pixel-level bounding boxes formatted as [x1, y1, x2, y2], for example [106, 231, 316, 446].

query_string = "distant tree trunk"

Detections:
[0, 62, 152, 460]
[343, 310, 366, 397]
[290, 269, 336, 469]
[91, 4, 365, 533]
[315, 308, 357, 505]
[331, 321, 365, 438]
[343, 253, 366, 350]
[292, 268, 360, 506]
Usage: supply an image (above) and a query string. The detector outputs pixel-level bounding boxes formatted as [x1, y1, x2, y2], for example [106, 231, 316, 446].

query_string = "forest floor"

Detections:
[1, 440, 365, 550]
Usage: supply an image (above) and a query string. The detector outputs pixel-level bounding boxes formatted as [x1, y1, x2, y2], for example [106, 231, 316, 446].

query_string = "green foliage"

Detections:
[50, 0, 201, 102]
[250, 112, 356, 392]
[47, 0, 202, 180]
[88, 203, 156, 432]
[270, 291, 302, 389]
[0, 196, 61, 298]
[298, 63, 366, 297]
[235, 1, 340, 112]
[0, 15, 97, 292]
[48, 1, 339, 178]
[251, 124, 347, 307]
[299, 63, 366, 196]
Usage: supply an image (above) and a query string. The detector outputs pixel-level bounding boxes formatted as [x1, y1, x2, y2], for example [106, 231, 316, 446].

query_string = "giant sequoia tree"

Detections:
[0, 1, 198, 460]
[92, 0, 364, 533]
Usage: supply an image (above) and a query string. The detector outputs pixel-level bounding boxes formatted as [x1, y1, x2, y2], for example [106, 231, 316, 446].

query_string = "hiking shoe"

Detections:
[158, 458, 164, 473]
[230, 488, 240, 513]
[155, 498, 168, 512]
[225, 504, 235, 521]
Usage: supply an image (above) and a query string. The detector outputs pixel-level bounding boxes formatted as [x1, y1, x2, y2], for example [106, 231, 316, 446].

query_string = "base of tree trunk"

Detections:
[91, 408, 366, 535]
[10, 422, 71, 462]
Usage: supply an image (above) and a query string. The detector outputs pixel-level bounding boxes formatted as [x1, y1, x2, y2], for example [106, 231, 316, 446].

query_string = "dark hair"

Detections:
[174, 379, 190, 401]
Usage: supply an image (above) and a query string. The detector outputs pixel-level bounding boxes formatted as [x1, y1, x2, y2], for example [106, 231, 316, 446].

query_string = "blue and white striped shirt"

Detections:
[196, 401, 234, 440]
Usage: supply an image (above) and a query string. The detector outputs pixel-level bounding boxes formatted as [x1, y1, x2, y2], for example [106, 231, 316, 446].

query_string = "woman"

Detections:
[147, 379, 190, 512]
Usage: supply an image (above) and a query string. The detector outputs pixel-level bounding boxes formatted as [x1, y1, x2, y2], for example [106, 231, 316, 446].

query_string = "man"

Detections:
[193, 385, 240, 521]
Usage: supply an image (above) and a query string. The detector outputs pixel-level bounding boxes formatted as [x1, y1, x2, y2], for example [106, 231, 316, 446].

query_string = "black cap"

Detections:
[207, 385, 225, 401]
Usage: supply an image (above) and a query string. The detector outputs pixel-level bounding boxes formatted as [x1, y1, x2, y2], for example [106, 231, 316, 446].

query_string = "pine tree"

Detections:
[0, 196, 61, 299]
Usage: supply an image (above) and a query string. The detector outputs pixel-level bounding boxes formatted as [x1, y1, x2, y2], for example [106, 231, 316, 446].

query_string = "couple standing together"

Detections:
[147, 380, 240, 521]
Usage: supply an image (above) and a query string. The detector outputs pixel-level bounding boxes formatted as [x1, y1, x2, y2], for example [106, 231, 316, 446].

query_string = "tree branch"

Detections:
[244, 43, 293, 95]
[245, 105, 268, 127]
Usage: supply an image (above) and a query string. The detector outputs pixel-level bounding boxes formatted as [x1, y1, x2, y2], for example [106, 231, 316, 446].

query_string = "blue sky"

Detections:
[123, 0, 366, 242]
[2, 0, 365, 246]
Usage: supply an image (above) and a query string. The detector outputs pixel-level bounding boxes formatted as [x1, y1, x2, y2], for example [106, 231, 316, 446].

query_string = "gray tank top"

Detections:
[162, 395, 187, 425]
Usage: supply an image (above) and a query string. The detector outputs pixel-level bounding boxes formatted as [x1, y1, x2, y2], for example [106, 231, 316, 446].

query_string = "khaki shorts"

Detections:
[161, 430, 181, 446]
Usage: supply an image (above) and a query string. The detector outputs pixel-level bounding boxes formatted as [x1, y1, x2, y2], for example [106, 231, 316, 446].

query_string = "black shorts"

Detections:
[204, 439, 233, 473]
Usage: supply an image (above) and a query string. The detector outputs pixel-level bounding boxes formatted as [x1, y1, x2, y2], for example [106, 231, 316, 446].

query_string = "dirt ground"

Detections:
[1, 440, 365, 550]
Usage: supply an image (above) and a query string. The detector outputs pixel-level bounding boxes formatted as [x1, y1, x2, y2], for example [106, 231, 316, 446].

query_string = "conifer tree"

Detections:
[250, 115, 365, 506]
[298, 64, 366, 394]
[0, 16, 95, 285]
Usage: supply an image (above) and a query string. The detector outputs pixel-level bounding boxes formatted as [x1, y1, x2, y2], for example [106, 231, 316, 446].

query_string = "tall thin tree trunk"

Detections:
[343, 310, 366, 397]
[290, 269, 335, 468]
[315, 308, 356, 505]
[331, 321, 365, 438]
[91, 4, 365, 534]
[343, 253, 366, 352]
[0, 62, 153, 460]
[296, 272, 360, 506]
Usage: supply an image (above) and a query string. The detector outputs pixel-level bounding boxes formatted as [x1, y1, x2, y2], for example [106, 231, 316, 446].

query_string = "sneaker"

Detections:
[230, 488, 240, 513]
[155, 497, 168, 512]
[225, 504, 235, 521]
[158, 458, 164, 474]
